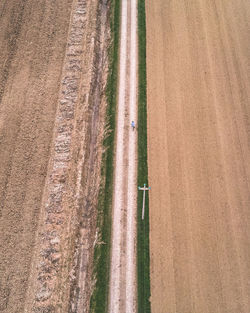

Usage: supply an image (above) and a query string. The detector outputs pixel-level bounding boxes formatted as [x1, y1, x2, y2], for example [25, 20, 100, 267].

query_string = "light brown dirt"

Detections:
[109, 0, 138, 312]
[146, 0, 250, 312]
[0, 0, 110, 312]
[0, 0, 73, 311]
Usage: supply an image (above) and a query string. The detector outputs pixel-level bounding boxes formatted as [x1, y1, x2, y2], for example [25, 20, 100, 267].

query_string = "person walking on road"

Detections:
[131, 120, 135, 131]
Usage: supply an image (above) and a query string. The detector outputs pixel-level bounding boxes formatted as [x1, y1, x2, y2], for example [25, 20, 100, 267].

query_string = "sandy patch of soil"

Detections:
[146, 0, 250, 312]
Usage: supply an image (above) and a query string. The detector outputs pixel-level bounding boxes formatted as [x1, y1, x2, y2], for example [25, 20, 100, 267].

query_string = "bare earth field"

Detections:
[146, 0, 250, 312]
[0, 0, 73, 311]
[0, 0, 109, 312]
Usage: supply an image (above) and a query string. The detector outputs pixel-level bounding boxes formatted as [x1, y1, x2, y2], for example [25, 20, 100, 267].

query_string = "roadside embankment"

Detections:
[137, 0, 151, 312]
[90, 0, 121, 312]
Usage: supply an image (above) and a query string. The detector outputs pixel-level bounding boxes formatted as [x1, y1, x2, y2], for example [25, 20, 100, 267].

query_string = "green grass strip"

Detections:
[90, 0, 120, 312]
[137, 0, 151, 312]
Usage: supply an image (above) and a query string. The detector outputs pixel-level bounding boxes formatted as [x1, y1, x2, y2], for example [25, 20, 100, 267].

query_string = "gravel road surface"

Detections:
[109, 0, 138, 312]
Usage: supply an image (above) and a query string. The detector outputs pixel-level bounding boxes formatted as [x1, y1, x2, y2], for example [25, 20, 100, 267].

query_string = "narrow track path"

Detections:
[109, 0, 137, 312]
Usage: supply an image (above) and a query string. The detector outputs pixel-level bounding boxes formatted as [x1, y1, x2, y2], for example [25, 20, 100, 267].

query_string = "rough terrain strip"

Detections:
[23, 0, 110, 312]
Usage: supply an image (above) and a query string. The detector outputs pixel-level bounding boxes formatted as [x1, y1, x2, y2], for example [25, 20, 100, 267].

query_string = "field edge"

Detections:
[89, 0, 120, 312]
[137, 0, 151, 312]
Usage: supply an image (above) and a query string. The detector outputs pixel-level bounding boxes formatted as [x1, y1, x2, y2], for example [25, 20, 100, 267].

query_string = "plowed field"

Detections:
[0, 0, 109, 312]
[146, 1, 250, 312]
[0, 1, 73, 311]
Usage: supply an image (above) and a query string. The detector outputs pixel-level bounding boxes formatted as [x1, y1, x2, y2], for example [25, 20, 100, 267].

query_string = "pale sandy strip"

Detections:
[125, 0, 137, 311]
[109, 0, 128, 312]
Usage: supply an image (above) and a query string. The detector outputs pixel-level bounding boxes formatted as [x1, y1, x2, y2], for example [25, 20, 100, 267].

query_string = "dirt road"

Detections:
[146, 0, 250, 312]
[109, 0, 138, 312]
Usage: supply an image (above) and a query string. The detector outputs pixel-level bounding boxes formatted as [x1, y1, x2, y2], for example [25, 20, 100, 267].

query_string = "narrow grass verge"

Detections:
[89, 0, 120, 312]
[137, 0, 151, 312]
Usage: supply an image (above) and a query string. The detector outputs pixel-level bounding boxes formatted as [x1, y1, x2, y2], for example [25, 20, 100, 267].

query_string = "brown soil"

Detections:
[0, 0, 73, 311]
[0, 0, 109, 312]
[146, 0, 250, 312]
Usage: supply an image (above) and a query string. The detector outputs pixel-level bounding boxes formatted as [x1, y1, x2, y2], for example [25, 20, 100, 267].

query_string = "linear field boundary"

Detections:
[137, 0, 151, 312]
[90, 0, 121, 312]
